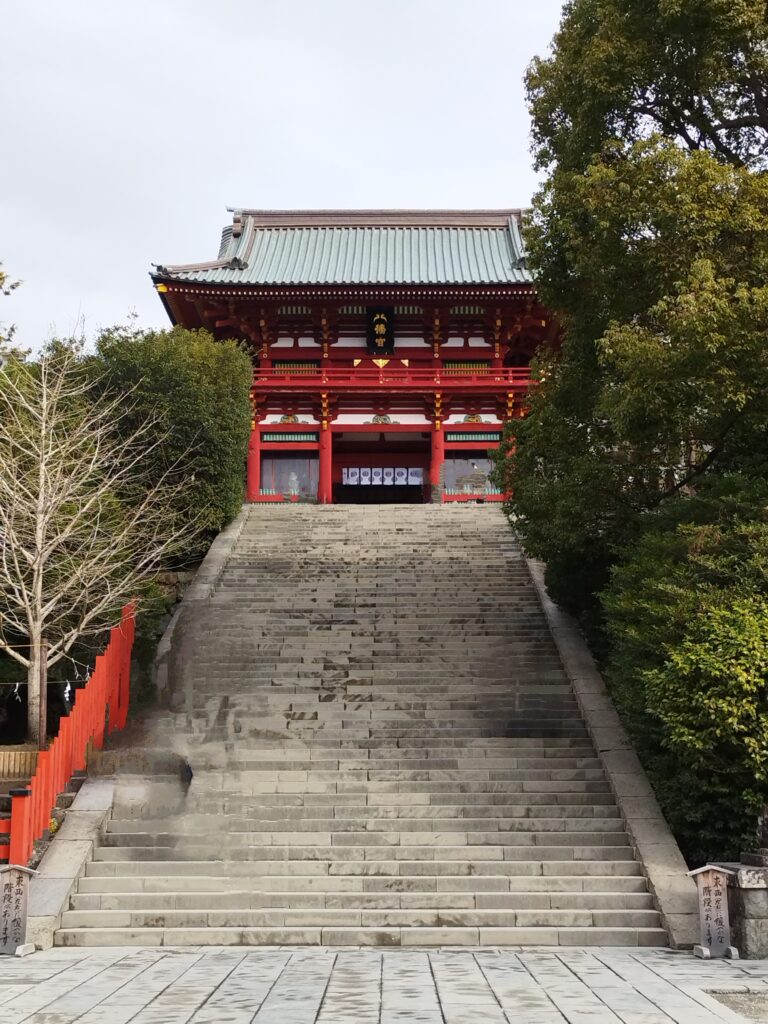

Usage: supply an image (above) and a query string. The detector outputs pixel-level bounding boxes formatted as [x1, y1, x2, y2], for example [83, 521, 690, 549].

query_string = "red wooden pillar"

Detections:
[318, 427, 333, 504]
[430, 422, 445, 502]
[246, 427, 261, 502]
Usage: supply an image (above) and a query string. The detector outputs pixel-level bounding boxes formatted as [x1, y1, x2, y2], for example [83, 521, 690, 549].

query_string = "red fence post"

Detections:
[92, 653, 105, 750]
[117, 604, 134, 731]
[60, 713, 71, 783]
[35, 752, 47, 840]
[9, 789, 31, 866]
[52, 732, 62, 806]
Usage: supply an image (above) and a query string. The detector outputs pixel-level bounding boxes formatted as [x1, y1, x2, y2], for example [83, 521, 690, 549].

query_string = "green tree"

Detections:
[94, 325, 252, 559]
[527, 0, 768, 171]
[495, 0, 768, 858]
[498, 0, 768, 616]
[497, 141, 768, 616]
[603, 479, 768, 862]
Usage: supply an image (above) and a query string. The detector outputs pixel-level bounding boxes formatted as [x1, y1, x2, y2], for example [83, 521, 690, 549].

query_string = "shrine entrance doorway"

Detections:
[332, 431, 430, 504]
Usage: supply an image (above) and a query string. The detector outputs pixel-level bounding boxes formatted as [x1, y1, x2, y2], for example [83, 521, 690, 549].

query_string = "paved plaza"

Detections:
[0, 947, 765, 1023]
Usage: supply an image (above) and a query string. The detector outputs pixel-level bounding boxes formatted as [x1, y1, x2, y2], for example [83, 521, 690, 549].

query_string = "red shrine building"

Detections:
[152, 209, 555, 504]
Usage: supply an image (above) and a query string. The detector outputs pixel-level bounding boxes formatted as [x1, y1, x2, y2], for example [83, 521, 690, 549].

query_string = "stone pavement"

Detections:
[0, 947, 765, 1023]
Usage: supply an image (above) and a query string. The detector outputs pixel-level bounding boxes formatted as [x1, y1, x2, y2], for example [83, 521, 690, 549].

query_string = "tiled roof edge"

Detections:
[226, 208, 528, 228]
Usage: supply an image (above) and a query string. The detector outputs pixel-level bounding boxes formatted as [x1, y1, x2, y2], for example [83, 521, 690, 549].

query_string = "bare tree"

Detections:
[0, 261, 22, 352]
[0, 345, 193, 745]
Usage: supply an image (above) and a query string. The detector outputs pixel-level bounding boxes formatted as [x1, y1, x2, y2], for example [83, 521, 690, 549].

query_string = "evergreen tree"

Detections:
[495, 0, 768, 858]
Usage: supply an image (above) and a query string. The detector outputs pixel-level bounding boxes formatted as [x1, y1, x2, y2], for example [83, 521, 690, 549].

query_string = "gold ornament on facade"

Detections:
[434, 392, 443, 431]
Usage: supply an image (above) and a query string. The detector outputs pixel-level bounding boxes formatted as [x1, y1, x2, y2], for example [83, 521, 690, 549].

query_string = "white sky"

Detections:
[1, 0, 562, 350]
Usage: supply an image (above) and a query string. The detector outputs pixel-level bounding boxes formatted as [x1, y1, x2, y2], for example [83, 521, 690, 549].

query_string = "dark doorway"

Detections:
[334, 484, 425, 504]
[333, 430, 430, 505]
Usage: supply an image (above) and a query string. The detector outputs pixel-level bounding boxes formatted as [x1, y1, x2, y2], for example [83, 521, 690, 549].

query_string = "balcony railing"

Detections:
[253, 367, 532, 390]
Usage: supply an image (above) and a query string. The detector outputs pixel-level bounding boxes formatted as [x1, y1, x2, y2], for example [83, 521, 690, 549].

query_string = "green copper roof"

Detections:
[154, 210, 532, 287]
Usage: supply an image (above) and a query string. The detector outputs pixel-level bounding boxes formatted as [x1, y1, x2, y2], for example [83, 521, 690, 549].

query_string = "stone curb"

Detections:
[154, 506, 250, 701]
[189, 505, 250, 601]
[26, 779, 114, 950]
[526, 558, 699, 949]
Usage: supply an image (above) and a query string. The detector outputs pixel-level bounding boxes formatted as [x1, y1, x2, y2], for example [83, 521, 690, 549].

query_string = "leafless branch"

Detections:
[0, 346, 203, 742]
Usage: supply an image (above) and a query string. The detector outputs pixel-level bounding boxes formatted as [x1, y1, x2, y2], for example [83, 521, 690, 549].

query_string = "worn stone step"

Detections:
[107, 805, 621, 829]
[60, 906, 663, 930]
[157, 738, 594, 752]
[192, 778, 612, 796]
[77, 873, 649, 895]
[92, 848, 637, 869]
[70, 889, 656, 912]
[182, 788, 615, 806]
[104, 815, 625, 840]
[54, 925, 669, 947]
[189, 769, 608, 784]
[86, 858, 644, 877]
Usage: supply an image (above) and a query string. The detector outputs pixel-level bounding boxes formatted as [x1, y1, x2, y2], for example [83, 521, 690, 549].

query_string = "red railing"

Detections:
[253, 367, 533, 390]
[7, 604, 135, 866]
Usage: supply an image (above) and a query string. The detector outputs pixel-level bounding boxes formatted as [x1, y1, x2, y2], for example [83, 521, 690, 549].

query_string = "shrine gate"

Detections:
[152, 209, 555, 504]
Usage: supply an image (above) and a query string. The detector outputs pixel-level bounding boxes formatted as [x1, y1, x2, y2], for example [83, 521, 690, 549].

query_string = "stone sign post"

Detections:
[688, 864, 739, 959]
[0, 866, 37, 956]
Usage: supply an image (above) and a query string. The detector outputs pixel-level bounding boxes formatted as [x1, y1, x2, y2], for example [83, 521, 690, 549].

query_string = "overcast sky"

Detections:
[2, 1, 562, 350]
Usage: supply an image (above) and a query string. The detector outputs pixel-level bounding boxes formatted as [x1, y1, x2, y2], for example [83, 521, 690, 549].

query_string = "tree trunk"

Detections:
[27, 648, 40, 748]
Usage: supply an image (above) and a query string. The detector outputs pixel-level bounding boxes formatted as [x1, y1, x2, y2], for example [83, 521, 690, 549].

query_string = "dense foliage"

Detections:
[603, 478, 768, 863]
[527, 0, 768, 172]
[94, 324, 253, 560]
[496, 0, 768, 861]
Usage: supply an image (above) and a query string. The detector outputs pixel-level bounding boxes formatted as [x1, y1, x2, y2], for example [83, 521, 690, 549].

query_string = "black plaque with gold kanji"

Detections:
[366, 307, 395, 356]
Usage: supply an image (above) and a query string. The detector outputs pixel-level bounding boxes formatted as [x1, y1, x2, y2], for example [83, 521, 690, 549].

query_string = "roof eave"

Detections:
[225, 208, 529, 229]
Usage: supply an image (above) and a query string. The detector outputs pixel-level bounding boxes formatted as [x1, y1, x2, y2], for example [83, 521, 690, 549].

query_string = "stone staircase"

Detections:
[57, 504, 668, 946]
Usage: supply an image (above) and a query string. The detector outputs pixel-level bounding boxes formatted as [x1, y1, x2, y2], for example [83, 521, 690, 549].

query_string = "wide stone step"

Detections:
[183, 793, 615, 813]
[107, 805, 621, 828]
[70, 889, 656, 911]
[274, 683, 573, 691]
[189, 763, 604, 776]
[194, 705, 581, 718]
[86, 858, 643, 877]
[60, 906, 663, 930]
[161, 738, 594, 752]
[105, 815, 625, 837]
[181, 792, 616, 812]
[54, 924, 669, 947]
[181, 759, 604, 773]
[184, 739, 594, 752]
[77, 873, 649, 895]
[189, 772, 608, 790]
[195, 778, 612, 795]
[94, 845, 635, 865]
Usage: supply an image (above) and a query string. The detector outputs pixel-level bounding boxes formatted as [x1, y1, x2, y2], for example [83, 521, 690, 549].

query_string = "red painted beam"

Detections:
[444, 442, 502, 450]
[260, 442, 320, 451]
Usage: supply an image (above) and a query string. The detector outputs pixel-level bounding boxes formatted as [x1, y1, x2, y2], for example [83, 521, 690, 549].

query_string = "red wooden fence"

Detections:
[6, 604, 135, 866]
